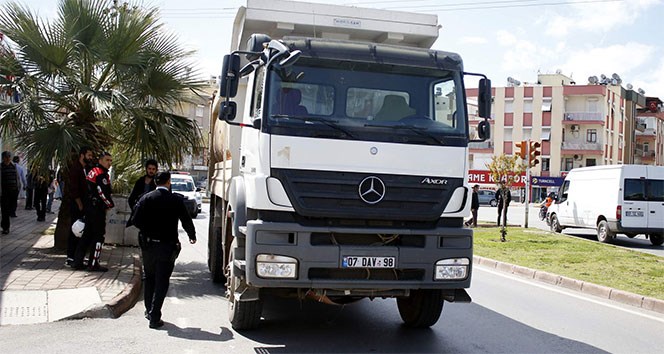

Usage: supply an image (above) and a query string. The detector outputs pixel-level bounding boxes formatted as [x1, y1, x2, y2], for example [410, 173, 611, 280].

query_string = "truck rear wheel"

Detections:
[597, 220, 614, 243]
[209, 198, 226, 283]
[649, 234, 664, 246]
[397, 289, 444, 328]
[227, 240, 263, 330]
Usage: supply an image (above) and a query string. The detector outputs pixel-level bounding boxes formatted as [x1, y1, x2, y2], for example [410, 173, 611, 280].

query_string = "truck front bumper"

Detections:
[242, 220, 473, 291]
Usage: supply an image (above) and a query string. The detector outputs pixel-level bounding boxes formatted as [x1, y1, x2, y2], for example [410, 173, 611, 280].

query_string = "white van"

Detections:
[547, 165, 664, 246]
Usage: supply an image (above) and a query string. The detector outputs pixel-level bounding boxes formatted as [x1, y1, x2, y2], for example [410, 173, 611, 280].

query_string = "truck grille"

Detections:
[308, 268, 425, 281]
[271, 169, 463, 221]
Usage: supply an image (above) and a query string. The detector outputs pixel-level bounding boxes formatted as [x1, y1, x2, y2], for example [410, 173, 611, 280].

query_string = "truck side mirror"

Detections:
[220, 54, 240, 98]
[477, 120, 490, 140]
[219, 101, 237, 121]
[478, 78, 492, 119]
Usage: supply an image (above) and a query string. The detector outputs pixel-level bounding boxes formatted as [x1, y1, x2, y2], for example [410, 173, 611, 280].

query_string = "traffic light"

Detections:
[515, 140, 527, 159]
[529, 141, 541, 167]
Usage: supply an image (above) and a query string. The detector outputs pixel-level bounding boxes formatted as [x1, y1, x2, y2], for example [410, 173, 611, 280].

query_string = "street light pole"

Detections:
[524, 141, 530, 228]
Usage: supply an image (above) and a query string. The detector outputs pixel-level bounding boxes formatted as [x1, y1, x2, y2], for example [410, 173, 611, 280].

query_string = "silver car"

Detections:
[477, 189, 497, 207]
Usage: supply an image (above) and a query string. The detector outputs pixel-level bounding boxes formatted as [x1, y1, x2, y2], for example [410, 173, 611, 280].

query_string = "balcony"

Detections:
[561, 141, 603, 155]
[642, 151, 656, 160]
[469, 141, 494, 150]
[635, 143, 644, 155]
[636, 128, 656, 136]
[635, 120, 647, 132]
[563, 112, 605, 124]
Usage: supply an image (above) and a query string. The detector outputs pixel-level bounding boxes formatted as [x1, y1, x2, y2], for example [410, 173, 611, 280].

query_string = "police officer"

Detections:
[73, 151, 114, 271]
[131, 171, 196, 329]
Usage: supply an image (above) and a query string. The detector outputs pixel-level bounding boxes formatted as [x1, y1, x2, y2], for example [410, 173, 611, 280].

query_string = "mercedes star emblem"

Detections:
[358, 176, 386, 204]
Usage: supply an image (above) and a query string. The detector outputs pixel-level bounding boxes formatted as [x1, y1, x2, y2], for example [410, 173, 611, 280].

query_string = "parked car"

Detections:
[477, 189, 497, 207]
[171, 172, 203, 218]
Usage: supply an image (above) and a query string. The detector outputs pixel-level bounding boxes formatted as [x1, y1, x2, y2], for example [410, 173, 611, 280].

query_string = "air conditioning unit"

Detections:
[570, 125, 580, 132]
[574, 154, 583, 161]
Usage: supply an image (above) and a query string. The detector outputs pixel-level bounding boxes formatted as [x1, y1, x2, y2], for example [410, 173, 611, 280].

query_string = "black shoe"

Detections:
[1, 230, 8, 235]
[72, 263, 86, 270]
[88, 265, 108, 272]
[144, 311, 151, 321]
[65, 258, 74, 266]
[149, 319, 164, 329]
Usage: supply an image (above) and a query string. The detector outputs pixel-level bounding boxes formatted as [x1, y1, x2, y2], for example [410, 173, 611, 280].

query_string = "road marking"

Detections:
[476, 267, 664, 324]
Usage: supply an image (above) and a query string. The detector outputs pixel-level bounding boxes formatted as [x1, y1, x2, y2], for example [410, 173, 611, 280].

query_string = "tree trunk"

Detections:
[53, 169, 72, 250]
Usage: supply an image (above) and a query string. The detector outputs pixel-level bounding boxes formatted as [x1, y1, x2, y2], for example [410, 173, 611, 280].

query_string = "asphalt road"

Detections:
[1, 203, 662, 353]
[476, 203, 664, 257]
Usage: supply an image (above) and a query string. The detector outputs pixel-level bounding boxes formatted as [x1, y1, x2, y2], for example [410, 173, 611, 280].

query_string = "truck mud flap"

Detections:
[442, 289, 472, 303]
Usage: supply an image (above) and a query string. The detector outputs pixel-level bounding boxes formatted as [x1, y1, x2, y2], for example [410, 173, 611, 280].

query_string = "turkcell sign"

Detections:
[530, 176, 564, 187]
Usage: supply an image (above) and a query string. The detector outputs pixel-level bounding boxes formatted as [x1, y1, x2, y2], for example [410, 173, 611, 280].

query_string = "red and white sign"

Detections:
[468, 169, 526, 187]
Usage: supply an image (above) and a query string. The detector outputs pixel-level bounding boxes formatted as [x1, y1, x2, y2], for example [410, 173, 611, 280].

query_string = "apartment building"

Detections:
[467, 72, 648, 199]
[634, 97, 664, 166]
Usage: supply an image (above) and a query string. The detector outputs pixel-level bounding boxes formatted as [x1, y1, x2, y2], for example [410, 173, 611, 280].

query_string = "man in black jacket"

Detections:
[131, 171, 196, 329]
[128, 159, 158, 210]
[73, 152, 114, 272]
[465, 184, 480, 228]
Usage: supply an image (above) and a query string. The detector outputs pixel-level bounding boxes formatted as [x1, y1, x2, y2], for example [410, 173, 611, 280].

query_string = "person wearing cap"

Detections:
[73, 151, 114, 272]
[464, 184, 480, 228]
[130, 171, 196, 329]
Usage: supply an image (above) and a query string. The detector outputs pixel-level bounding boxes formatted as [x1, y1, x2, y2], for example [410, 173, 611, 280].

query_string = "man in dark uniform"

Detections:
[73, 151, 114, 271]
[66, 146, 94, 266]
[127, 159, 158, 211]
[131, 171, 196, 329]
[0, 151, 20, 234]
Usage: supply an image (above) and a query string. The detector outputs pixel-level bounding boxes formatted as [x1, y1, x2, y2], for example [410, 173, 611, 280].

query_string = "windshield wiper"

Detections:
[364, 123, 445, 145]
[272, 114, 355, 138]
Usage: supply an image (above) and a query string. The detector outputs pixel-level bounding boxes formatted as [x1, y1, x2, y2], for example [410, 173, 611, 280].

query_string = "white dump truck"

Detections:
[207, 0, 492, 330]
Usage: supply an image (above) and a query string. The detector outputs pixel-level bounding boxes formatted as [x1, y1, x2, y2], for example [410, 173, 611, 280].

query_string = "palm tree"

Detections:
[0, 0, 204, 249]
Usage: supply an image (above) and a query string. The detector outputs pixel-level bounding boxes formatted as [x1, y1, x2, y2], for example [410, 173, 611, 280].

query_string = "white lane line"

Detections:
[475, 266, 664, 324]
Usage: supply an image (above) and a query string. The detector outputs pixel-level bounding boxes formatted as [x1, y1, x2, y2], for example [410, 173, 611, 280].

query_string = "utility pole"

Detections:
[524, 140, 541, 228]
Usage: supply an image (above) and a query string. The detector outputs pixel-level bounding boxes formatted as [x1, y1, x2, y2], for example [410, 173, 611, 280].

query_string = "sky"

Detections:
[4, 0, 664, 98]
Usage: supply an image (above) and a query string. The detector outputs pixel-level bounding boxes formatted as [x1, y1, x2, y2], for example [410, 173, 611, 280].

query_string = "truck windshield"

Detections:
[264, 62, 467, 146]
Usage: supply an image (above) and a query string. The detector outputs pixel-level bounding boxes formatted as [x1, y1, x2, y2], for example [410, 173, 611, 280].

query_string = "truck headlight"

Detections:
[435, 258, 470, 280]
[256, 254, 298, 279]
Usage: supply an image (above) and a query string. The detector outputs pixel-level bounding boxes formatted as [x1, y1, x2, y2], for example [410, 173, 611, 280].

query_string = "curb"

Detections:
[473, 255, 664, 314]
[107, 255, 143, 318]
[60, 254, 143, 321]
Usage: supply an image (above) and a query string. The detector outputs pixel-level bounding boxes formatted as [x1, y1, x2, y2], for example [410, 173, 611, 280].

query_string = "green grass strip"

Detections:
[473, 226, 664, 300]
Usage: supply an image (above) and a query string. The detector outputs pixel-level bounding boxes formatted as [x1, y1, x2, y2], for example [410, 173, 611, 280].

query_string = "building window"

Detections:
[644, 142, 649, 152]
[586, 158, 596, 166]
[504, 127, 513, 141]
[587, 98, 598, 112]
[542, 158, 550, 171]
[586, 129, 597, 143]
[195, 105, 205, 117]
[505, 100, 514, 113]
[542, 99, 552, 111]
[522, 127, 532, 141]
[541, 128, 551, 141]
[524, 99, 533, 113]
[564, 158, 574, 171]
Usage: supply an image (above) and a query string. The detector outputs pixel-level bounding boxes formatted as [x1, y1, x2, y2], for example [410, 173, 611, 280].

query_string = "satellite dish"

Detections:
[556, 69, 562, 74]
[588, 76, 597, 84]
[626, 83, 633, 90]
[514, 80, 521, 86]
[507, 77, 514, 83]
[612, 73, 620, 80]
[600, 74, 607, 80]
[611, 79, 618, 85]
[638, 88, 645, 95]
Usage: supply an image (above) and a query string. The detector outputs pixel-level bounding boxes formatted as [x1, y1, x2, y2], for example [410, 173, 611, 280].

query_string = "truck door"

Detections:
[555, 180, 573, 226]
[622, 178, 647, 230]
[646, 167, 664, 231]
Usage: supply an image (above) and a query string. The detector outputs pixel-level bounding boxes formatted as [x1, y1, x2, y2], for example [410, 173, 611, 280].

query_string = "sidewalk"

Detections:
[0, 200, 142, 325]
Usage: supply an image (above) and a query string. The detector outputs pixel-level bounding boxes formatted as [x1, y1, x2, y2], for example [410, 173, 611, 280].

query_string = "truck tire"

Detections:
[210, 226, 226, 283]
[550, 214, 562, 233]
[649, 234, 664, 246]
[397, 289, 444, 328]
[597, 220, 614, 243]
[227, 240, 263, 330]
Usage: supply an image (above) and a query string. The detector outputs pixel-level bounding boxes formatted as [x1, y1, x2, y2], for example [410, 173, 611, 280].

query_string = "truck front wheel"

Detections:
[227, 240, 263, 330]
[550, 214, 562, 233]
[397, 289, 444, 328]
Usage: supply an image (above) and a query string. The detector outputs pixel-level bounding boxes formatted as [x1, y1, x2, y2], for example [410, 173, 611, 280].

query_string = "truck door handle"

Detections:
[651, 211, 656, 214]
[241, 156, 246, 167]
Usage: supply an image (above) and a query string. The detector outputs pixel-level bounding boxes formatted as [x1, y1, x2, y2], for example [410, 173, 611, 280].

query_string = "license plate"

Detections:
[625, 210, 644, 217]
[342, 256, 395, 268]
